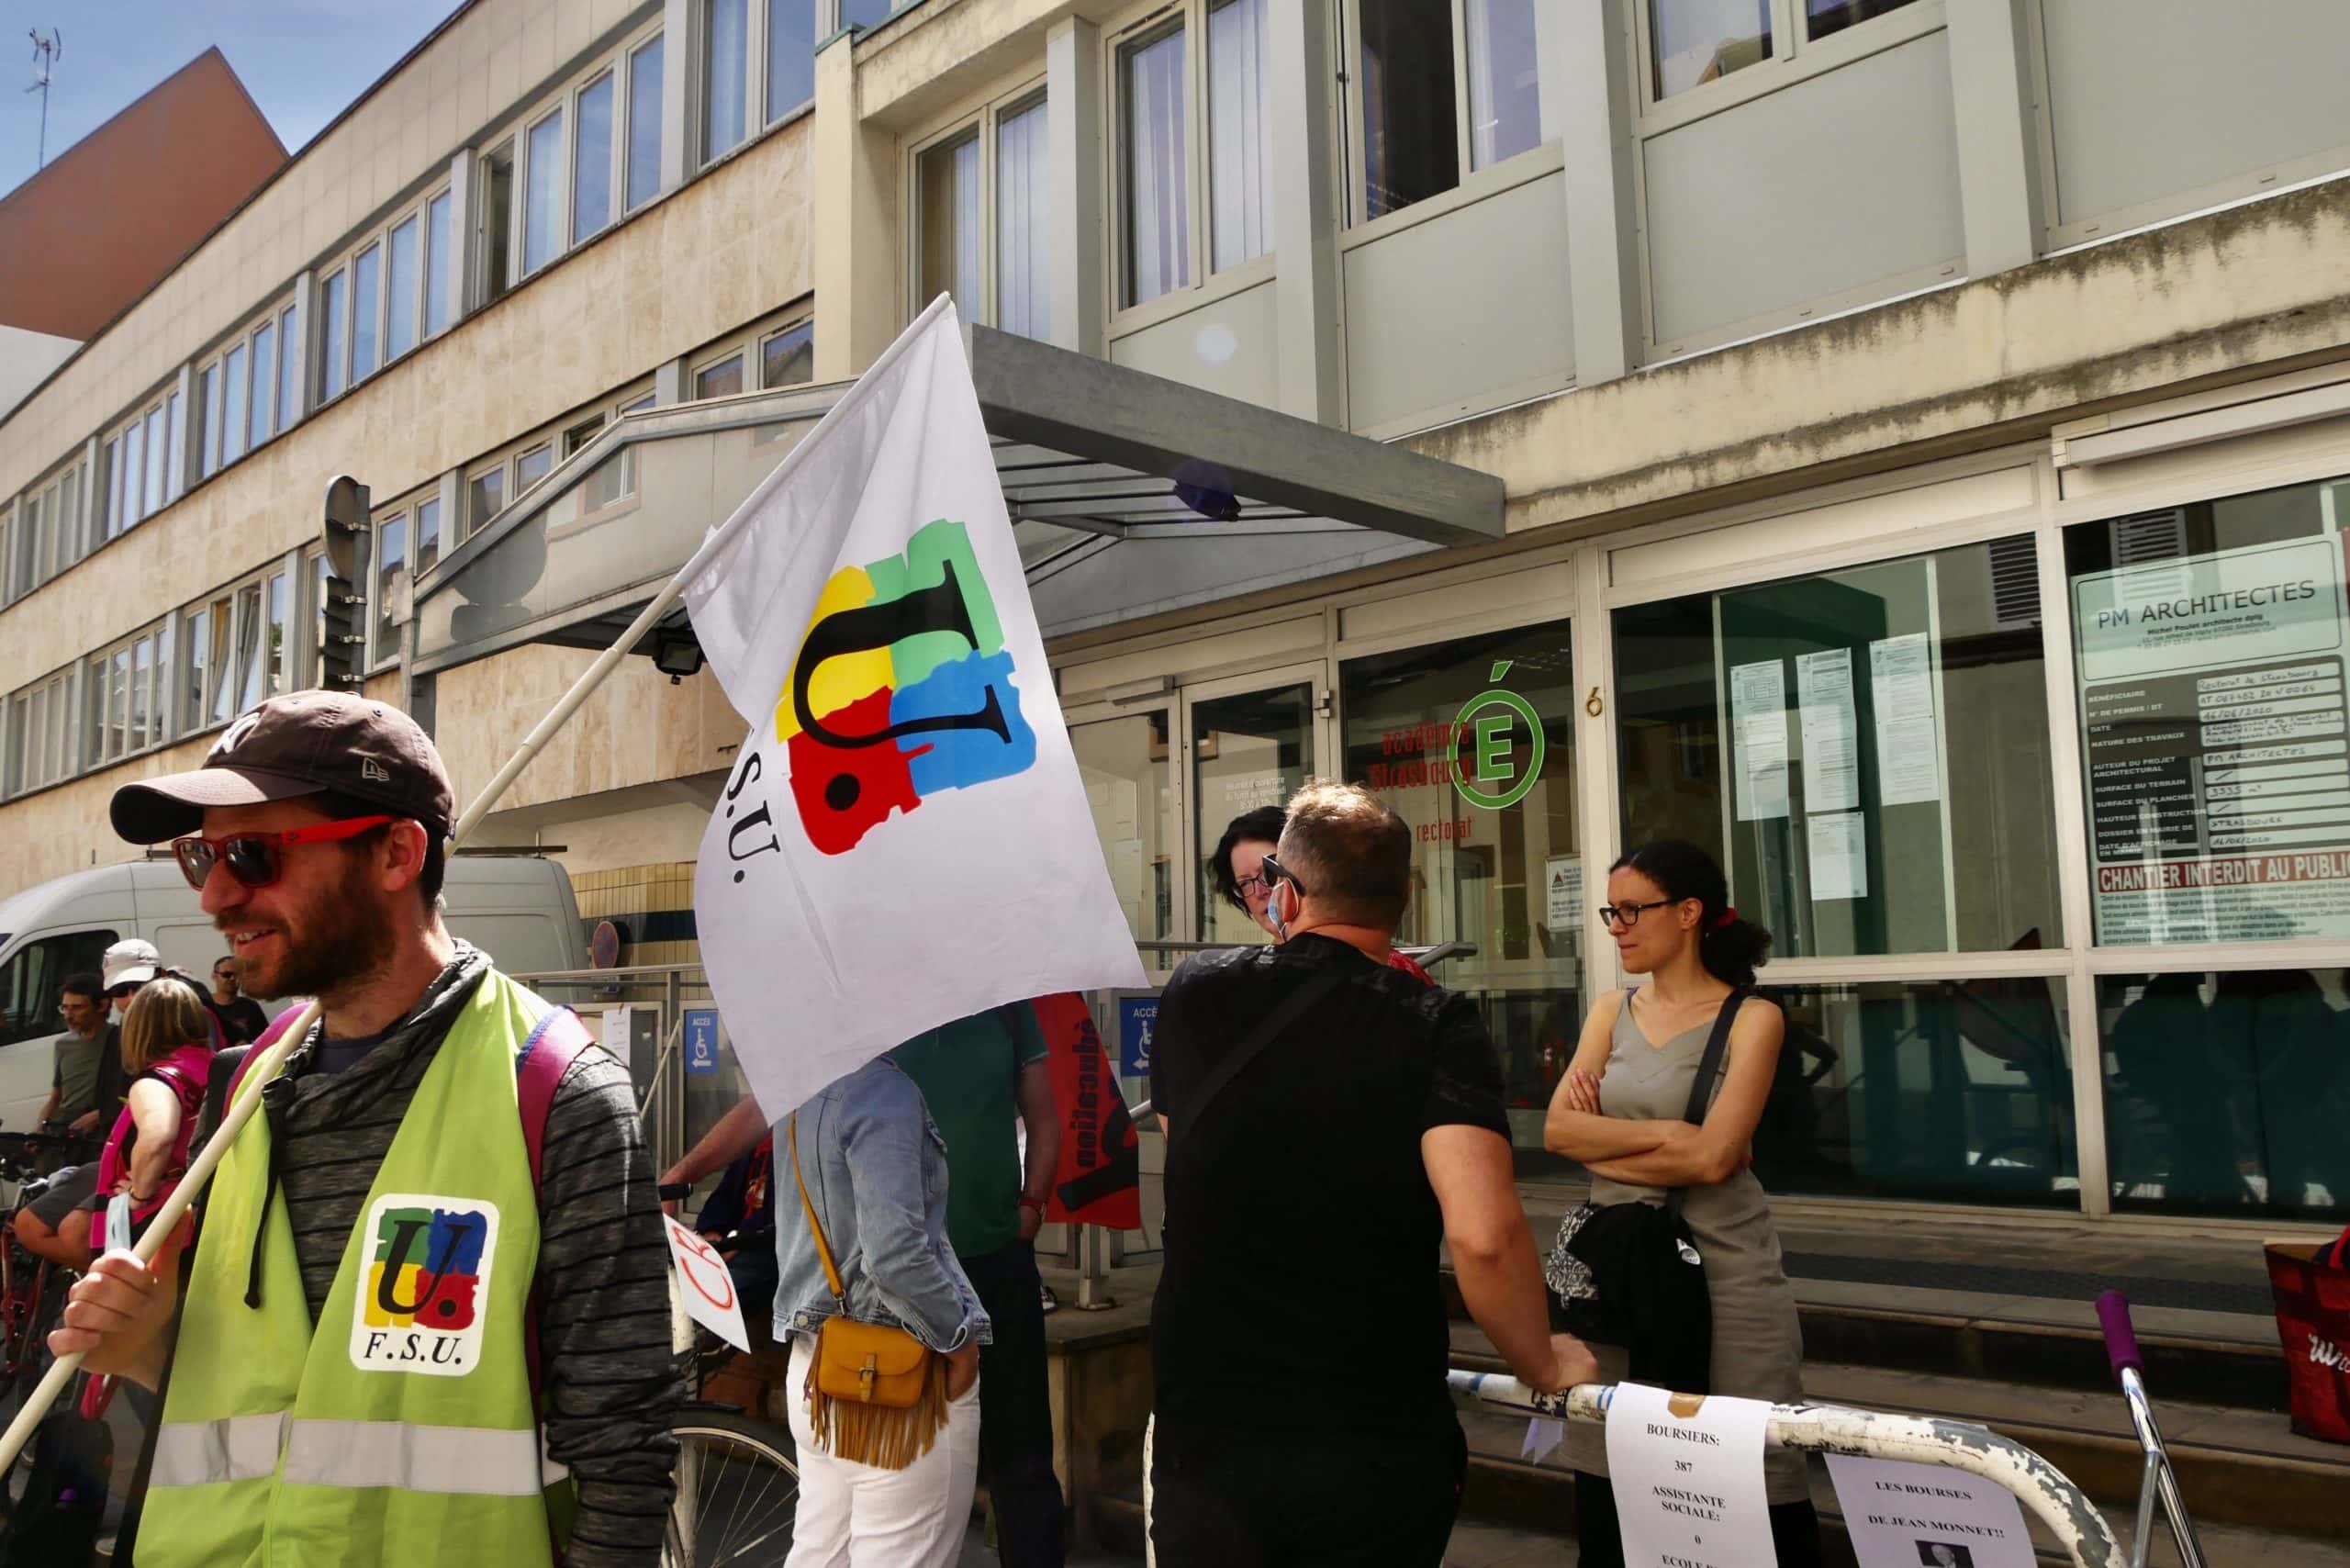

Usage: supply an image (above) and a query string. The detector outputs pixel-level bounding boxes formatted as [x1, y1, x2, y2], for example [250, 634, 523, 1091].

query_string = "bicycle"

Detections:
[0, 1130, 93, 1405]
[2097, 1289, 2209, 1568]
[663, 1213, 800, 1567]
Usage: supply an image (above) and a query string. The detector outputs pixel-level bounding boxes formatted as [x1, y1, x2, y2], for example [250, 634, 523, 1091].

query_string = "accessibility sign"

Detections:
[684, 1008, 721, 1075]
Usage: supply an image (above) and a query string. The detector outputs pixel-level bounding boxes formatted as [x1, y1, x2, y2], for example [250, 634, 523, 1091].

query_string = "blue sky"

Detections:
[3, 1, 451, 199]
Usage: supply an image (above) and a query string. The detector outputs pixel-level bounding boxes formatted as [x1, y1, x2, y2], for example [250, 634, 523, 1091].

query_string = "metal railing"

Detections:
[1448, 1371, 2128, 1568]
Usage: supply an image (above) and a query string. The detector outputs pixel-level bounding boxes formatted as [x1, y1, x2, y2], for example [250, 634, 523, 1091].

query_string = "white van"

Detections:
[0, 854, 588, 1133]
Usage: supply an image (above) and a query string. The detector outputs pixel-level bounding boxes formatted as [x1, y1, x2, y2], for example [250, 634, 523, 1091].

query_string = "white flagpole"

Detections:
[1, 295, 963, 1471]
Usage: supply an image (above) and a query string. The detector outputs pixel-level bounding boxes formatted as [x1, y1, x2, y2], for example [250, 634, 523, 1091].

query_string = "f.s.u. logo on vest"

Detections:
[349, 1192, 501, 1376]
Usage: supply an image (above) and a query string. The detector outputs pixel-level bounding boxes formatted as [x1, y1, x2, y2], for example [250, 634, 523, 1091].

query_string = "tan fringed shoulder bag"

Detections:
[789, 1112, 952, 1469]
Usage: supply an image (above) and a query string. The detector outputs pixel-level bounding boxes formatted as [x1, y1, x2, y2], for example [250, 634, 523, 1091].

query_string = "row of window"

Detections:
[1648, 0, 1927, 106]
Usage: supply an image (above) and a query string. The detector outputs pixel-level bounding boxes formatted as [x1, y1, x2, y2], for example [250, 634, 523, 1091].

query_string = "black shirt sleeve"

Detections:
[1423, 990, 1510, 1139]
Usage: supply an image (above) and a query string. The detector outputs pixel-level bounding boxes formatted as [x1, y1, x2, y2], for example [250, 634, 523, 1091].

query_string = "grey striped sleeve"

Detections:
[534, 1049, 685, 1567]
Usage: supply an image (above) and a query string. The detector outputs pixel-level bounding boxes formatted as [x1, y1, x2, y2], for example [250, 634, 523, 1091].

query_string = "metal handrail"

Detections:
[1449, 1371, 2127, 1568]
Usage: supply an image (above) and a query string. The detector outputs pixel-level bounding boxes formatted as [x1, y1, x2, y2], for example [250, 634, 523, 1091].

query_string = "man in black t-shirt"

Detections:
[1147, 781, 1595, 1566]
[207, 956, 274, 1045]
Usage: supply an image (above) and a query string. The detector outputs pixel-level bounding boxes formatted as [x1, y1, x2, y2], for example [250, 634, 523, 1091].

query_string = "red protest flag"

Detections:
[1030, 992, 1141, 1231]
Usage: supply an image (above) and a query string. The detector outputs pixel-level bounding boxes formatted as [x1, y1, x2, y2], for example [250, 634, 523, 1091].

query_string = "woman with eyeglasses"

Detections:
[1540, 839, 1820, 1567]
[1208, 806, 1433, 981]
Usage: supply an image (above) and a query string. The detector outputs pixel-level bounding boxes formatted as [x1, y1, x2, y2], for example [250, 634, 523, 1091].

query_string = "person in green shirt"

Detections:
[890, 1004, 1064, 1568]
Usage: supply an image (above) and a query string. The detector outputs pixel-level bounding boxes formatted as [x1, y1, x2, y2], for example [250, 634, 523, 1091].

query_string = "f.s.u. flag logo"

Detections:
[780, 519, 1037, 853]
[350, 1192, 500, 1376]
[684, 297, 1146, 1122]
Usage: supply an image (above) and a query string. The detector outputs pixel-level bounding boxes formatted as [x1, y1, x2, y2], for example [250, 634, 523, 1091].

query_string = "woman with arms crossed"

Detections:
[1543, 839, 1821, 1566]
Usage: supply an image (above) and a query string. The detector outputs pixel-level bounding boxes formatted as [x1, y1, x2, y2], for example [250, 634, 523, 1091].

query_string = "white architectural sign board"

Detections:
[2073, 534, 2350, 944]
[1827, 1455, 2036, 1568]
[1605, 1383, 1776, 1568]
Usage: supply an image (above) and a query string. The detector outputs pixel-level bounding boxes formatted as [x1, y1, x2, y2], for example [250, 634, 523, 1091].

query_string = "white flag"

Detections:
[683, 298, 1145, 1117]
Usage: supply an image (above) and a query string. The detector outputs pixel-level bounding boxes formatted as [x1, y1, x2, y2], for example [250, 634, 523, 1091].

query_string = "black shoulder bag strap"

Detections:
[1664, 987, 1750, 1224]
[1164, 966, 1344, 1152]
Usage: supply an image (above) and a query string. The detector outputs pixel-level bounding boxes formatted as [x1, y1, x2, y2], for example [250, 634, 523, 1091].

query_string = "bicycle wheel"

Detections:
[664, 1408, 800, 1568]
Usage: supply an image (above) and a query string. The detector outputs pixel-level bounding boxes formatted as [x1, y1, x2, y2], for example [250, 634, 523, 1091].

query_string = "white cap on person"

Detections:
[102, 937, 161, 990]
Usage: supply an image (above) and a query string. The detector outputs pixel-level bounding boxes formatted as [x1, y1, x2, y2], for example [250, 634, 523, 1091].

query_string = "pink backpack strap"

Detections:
[515, 1006, 597, 1412]
[225, 1005, 309, 1106]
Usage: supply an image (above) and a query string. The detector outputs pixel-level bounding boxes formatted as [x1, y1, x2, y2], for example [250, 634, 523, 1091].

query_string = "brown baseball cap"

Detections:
[110, 690, 455, 845]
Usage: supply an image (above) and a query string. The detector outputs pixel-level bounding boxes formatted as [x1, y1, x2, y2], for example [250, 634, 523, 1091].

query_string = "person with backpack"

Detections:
[1540, 839, 1820, 1566]
[93, 974, 217, 1244]
[50, 690, 681, 1568]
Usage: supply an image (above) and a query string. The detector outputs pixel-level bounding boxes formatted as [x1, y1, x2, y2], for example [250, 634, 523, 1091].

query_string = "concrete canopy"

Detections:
[410, 326, 1503, 677]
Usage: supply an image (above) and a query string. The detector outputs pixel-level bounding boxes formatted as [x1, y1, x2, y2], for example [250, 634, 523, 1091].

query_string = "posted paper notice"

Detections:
[1547, 856, 1583, 930]
[1828, 1455, 2034, 1568]
[1807, 811, 1869, 901]
[1797, 648, 1861, 812]
[1731, 660, 1791, 822]
[1870, 633, 1943, 806]
[1606, 1383, 1777, 1568]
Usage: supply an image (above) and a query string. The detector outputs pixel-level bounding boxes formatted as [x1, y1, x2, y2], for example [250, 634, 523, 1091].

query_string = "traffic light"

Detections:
[319, 476, 370, 690]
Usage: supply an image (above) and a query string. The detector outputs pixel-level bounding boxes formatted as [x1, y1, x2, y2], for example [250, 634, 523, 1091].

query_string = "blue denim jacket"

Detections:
[773, 1054, 990, 1352]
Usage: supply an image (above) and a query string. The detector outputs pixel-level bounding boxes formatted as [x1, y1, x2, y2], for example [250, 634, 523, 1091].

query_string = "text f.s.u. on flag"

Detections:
[683, 297, 1146, 1117]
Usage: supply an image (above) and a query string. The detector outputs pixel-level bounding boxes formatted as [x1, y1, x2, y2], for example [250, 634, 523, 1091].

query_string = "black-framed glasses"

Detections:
[1598, 898, 1677, 929]
[1259, 855, 1306, 898]
[1234, 873, 1271, 898]
[213, 968, 236, 980]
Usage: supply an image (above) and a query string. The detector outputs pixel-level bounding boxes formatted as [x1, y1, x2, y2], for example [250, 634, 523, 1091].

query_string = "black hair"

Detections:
[60, 971, 103, 1005]
[309, 788, 447, 906]
[1207, 805, 1290, 914]
[1610, 838, 1771, 989]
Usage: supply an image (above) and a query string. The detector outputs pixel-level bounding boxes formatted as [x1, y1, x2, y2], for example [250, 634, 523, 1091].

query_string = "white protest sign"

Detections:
[1828, 1455, 2035, 1568]
[664, 1214, 753, 1352]
[1606, 1383, 1776, 1568]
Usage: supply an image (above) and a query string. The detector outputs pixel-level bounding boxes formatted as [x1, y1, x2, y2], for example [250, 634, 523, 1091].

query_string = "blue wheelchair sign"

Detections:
[684, 1009, 722, 1075]
[1118, 995, 1158, 1078]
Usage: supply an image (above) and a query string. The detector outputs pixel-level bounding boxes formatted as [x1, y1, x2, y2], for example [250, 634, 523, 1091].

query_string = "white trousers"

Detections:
[783, 1334, 981, 1568]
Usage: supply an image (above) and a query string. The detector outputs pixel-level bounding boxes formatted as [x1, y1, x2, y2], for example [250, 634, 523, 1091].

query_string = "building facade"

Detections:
[7, 0, 2350, 1229]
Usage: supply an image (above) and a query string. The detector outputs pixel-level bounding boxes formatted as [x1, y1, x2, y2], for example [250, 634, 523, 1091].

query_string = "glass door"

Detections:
[1180, 666, 1327, 945]
[1069, 702, 1181, 969]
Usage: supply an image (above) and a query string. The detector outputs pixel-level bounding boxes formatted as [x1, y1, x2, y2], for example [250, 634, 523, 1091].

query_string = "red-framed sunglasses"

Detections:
[171, 815, 394, 890]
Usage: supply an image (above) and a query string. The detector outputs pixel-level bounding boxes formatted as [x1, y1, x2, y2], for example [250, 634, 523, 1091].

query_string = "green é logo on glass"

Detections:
[1450, 660, 1545, 812]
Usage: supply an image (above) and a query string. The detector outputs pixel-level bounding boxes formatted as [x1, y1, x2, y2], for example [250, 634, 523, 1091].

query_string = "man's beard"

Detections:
[228, 856, 399, 1002]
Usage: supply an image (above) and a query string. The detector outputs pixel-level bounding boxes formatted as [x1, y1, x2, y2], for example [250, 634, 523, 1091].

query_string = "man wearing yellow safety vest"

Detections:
[54, 691, 682, 1566]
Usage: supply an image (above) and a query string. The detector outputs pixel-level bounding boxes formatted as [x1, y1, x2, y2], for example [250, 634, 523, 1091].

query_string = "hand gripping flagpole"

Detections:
[0, 295, 964, 1472]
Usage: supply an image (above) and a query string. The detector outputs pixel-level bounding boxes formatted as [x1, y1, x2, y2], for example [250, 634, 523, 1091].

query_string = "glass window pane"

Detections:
[565, 416, 605, 456]
[695, 353, 745, 399]
[59, 468, 77, 562]
[1071, 711, 1176, 946]
[517, 444, 554, 491]
[1190, 683, 1315, 944]
[575, 75, 614, 242]
[1207, 0, 1274, 272]
[917, 131, 981, 319]
[704, 0, 748, 162]
[469, 468, 505, 530]
[351, 243, 382, 381]
[311, 554, 330, 689]
[130, 637, 152, 751]
[841, 0, 896, 26]
[110, 649, 131, 760]
[995, 95, 1050, 340]
[221, 345, 248, 465]
[103, 436, 122, 536]
[376, 515, 407, 664]
[620, 391, 655, 415]
[1758, 980, 2076, 1205]
[386, 217, 420, 358]
[2099, 968, 2343, 1220]
[628, 37, 665, 210]
[213, 594, 242, 724]
[185, 608, 211, 730]
[415, 498, 442, 577]
[767, 0, 814, 122]
[265, 572, 289, 696]
[1615, 535, 2064, 957]
[200, 369, 223, 479]
[1806, 0, 1921, 42]
[1343, 622, 1582, 1156]
[1466, 0, 1543, 170]
[1651, 0, 1774, 99]
[163, 392, 185, 501]
[526, 109, 565, 273]
[121, 420, 145, 527]
[2065, 477, 2350, 946]
[1122, 24, 1190, 307]
[278, 304, 302, 429]
[1358, 0, 1460, 220]
[142, 407, 165, 514]
[481, 142, 515, 303]
[249, 320, 277, 446]
[760, 321, 813, 387]
[318, 270, 348, 400]
[424, 193, 453, 337]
